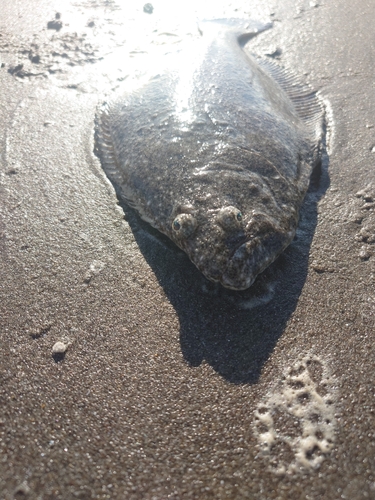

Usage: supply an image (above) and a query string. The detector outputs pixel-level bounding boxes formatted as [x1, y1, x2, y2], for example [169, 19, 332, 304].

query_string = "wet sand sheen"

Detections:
[0, 0, 374, 498]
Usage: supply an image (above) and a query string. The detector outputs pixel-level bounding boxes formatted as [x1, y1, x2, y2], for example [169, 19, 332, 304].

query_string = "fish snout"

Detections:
[220, 215, 296, 290]
[182, 211, 295, 290]
[221, 238, 269, 290]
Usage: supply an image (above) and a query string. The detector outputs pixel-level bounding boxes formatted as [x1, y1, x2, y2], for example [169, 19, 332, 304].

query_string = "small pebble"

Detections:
[47, 19, 63, 31]
[357, 226, 375, 243]
[143, 3, 153, 14]
[359, 246, 371, 261]
[14, 482, 31, 496]
[311, 261, 334, 273]
[361, 202, 375, 210]
[354, 233, 365, 242]
[265, 47, 282, 58]
[356, 186, 374, 200]
[351, 213, 364, 224]
[52, 341, 68, 355]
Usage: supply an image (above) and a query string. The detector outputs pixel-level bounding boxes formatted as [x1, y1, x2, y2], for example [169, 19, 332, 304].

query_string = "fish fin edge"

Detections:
[94, 102, 122, 183]
[255, 57, 325, 134]
[94, 102, 140, 210]
[255, 58, 329, 193]
[95, 103, 163, 227]
[198, 18, 272, 42]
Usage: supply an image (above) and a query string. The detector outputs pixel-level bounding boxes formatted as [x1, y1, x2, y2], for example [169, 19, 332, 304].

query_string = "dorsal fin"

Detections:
[254, 57, 326, 186]
[94, 102, 121, 183]
[255, 57, 325, 136]
[94, 102, 139, 209]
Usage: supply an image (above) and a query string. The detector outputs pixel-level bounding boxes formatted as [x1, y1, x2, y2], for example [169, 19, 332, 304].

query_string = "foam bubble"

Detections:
[253, 354, 337, 475]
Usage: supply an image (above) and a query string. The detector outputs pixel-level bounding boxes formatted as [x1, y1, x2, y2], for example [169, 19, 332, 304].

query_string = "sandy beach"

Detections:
[1, 0, 374, 498]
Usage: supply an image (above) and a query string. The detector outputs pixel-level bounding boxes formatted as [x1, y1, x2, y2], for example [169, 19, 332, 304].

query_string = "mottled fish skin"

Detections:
[95, 19, 324, 290]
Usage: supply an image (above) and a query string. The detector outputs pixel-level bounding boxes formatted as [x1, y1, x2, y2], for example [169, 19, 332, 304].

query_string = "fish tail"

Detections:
[198, 18, 272, 45]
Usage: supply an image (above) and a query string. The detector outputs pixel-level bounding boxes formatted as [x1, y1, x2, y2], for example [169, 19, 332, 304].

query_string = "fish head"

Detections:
[168, 165, 299, 290]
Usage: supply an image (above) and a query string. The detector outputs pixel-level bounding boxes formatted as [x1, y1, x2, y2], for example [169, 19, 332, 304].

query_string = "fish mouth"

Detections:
[228, 235, 249, 260]
[185, 215, 296, 290]
[188, 234, 273, 290]
[220, 239, 258, 290]
[220, 229, 292, 290]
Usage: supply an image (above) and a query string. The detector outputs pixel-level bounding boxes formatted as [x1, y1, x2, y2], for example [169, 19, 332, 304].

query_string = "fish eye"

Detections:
[217, 206, 243, 230]
[172, 213, 197, 238]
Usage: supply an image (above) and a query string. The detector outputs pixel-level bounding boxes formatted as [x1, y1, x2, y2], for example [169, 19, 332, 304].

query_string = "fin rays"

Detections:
[255, 57, 325, 131]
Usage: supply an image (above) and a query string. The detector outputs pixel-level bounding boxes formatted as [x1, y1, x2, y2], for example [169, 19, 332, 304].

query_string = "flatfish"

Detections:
[95, 19, 324, 290]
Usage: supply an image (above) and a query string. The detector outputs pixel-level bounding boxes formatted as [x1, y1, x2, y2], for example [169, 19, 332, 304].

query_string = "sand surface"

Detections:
[1, 0, 374, 498]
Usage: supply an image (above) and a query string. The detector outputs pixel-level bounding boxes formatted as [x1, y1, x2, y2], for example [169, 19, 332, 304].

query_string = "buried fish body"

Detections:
[95, 19, 325, 290]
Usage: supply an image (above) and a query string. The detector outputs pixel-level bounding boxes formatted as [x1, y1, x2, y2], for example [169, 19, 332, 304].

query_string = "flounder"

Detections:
[95, 19, 324, 290]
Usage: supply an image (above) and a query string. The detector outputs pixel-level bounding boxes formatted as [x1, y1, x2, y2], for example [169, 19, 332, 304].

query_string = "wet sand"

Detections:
[1, 0, 374, 498]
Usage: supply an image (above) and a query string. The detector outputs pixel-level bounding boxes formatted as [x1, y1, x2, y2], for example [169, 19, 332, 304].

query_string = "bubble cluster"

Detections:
[354, 184, 375, 261]
[253, 355, 337, 475]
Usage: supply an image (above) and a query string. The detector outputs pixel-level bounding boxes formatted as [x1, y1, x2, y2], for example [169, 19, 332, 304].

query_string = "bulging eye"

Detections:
[217, 206, 243, 230]
[172, 213, 197, 238]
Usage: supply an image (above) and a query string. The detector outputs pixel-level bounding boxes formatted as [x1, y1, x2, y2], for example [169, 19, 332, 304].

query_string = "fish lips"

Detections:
[181, 215, 296, 290]
[221, 228, 294, 290]
[221, 238, 265, 290]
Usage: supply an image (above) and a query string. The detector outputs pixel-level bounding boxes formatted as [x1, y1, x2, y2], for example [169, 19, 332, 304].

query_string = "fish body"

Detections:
[95, 19, 324, 290]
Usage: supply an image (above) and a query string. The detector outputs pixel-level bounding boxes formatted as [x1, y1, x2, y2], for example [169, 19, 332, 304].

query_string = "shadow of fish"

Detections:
[95, 19, 325, 290]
